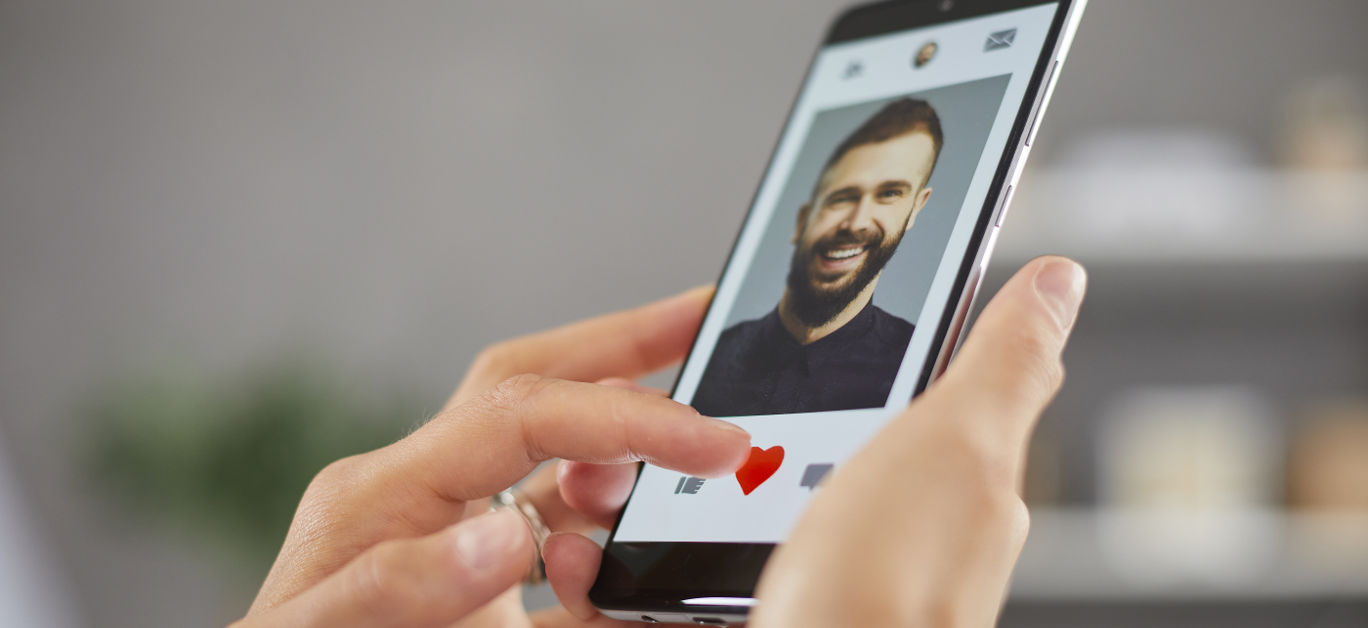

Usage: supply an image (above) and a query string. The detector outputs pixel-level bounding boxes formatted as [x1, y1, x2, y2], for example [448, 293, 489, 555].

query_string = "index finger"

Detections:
[449, 286, 713, 407]
[406, 375, 750, 503]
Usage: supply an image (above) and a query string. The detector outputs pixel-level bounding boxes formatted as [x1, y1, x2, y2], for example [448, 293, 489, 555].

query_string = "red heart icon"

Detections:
[736, 446, 784, 496]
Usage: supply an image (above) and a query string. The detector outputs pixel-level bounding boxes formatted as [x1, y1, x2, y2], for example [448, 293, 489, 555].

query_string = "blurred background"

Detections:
[2, 1, 1367, 626]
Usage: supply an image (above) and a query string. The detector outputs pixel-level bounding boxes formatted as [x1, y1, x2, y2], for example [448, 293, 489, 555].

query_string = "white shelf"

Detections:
[1011, 508, 1368, 601]
[993, 169, 1368, 267]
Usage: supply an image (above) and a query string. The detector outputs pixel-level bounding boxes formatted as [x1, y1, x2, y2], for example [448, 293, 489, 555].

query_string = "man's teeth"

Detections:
[826, 247, 864, 260]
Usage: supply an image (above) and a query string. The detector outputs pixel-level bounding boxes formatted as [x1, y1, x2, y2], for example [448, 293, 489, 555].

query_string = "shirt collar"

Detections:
[759, 300, 879, 371]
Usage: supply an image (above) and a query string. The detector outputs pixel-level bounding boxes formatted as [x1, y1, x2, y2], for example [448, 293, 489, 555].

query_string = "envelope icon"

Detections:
[984, 28, 1017, 51]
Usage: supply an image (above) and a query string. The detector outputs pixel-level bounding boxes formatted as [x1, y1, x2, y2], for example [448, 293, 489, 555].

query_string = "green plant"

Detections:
[84, 362, 421, 567]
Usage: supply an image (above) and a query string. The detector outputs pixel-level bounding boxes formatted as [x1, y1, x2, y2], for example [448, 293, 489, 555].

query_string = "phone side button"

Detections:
[930, 266, 981, 380]
[994, 185, 1015, 228]
[1025, 59, 1058, 147]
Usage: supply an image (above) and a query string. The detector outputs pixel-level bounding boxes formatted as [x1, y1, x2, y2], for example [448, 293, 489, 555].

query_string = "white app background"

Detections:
[613, 4, 1058, 544]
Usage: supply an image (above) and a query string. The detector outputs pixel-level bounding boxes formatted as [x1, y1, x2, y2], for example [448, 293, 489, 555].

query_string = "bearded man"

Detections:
[692, 98, 943, 416]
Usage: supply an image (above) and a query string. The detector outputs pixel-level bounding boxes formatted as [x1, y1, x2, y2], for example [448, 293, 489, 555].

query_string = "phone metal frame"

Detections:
[594, 0, 1088, 623]
[923, 4, 1083, 386]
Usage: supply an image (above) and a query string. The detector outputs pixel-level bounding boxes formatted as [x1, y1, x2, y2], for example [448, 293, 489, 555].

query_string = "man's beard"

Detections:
[785, 227, 904, 328]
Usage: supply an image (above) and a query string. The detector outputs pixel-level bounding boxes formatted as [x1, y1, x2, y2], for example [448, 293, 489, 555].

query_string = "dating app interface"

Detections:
[614, 3, 1060, 544]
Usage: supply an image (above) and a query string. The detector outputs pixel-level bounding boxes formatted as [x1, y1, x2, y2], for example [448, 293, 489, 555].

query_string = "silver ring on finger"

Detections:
[490, 489, 551, 584]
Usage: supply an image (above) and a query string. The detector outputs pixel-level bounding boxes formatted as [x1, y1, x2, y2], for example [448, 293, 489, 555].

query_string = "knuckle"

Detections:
[484, 373, 553, 411]
[962, 486, 1030, 553]
[479, 373, 558, 459]
[291, 455, 372, 538]
[929, 420, 1018, 491]
[303, 454, 367, 502]
[312, 454, 360, 485]
[468, 340, 521, 382]
[996, 327, 1066, 407]
[296, 448, 403, 530]
[1000, 322, 1051, 368]
[944, 469, 1030, 547]
[973, 488, 1029, 536]
[1004, 497, 1032, 547]
[1032, 347, 1066, 395]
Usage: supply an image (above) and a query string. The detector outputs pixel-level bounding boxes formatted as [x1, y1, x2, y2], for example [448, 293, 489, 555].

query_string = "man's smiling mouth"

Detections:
[821, 244, 867, 261]
[815, 243, 870, 276]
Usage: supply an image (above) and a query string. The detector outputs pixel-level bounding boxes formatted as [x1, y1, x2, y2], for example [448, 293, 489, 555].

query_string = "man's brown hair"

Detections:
[815, 98, 945, 198]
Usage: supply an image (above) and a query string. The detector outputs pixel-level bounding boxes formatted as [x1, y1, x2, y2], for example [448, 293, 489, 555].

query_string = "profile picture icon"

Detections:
[913, 41, 938, 68]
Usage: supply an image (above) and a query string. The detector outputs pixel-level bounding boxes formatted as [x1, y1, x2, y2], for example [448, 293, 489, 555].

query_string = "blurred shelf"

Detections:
[994, 169, 1368, 269]
[1011, 508, 1368, 601]
[988, 168, 1368, 605]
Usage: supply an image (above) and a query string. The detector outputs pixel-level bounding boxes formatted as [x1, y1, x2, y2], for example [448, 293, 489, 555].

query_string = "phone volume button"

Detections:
[994, 185, 1015, 229]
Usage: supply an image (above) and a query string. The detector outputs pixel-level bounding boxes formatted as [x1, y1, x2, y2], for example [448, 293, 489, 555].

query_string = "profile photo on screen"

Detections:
[691, 98, 944, 417]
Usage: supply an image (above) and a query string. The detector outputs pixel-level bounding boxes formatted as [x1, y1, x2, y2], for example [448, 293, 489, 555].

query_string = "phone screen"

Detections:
[596, 0, 1073, 611]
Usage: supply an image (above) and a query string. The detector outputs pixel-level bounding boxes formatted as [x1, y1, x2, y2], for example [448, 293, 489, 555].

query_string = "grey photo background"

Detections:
[3, 1, 1368, 627]
[723, 75, 1010, 329]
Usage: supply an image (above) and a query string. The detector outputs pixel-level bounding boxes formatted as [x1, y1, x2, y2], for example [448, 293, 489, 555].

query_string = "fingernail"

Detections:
[1033, 259, 1086, 330]
[704, 417, 751, 439]
[453, 509, 526, 570]
[684, 284, 714, 300]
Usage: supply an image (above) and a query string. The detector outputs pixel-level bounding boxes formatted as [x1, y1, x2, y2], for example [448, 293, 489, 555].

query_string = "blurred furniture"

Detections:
[984, 167, 1368, 626]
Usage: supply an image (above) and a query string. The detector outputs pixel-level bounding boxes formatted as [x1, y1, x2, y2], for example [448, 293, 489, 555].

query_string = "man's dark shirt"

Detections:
[690, 302, 914, 417]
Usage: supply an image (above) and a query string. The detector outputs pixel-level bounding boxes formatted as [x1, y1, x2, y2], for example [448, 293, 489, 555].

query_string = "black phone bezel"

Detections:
[591, 0, 1077, 615]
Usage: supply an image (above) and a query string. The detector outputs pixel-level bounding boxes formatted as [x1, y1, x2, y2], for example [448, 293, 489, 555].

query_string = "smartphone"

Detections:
[591, 0, 1087, 623]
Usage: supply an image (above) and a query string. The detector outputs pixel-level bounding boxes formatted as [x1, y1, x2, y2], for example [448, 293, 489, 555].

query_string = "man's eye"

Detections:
[878, 189, 905, 200]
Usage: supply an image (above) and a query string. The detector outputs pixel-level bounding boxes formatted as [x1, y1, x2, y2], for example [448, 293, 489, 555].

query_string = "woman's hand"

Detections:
[234, 287, 751, 628]
[543, 257, 1086, 628]
[240, 254, 1085, 628]
[750, 256, 1087, 627]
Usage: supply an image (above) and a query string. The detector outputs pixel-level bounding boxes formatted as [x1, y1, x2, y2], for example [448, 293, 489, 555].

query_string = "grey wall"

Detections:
[2, 1, 1367, 626]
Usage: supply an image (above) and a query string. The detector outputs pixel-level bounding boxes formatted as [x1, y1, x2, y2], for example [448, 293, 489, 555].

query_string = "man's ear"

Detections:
[793, 203, 811, 244]
[904, 186, 933, 233]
